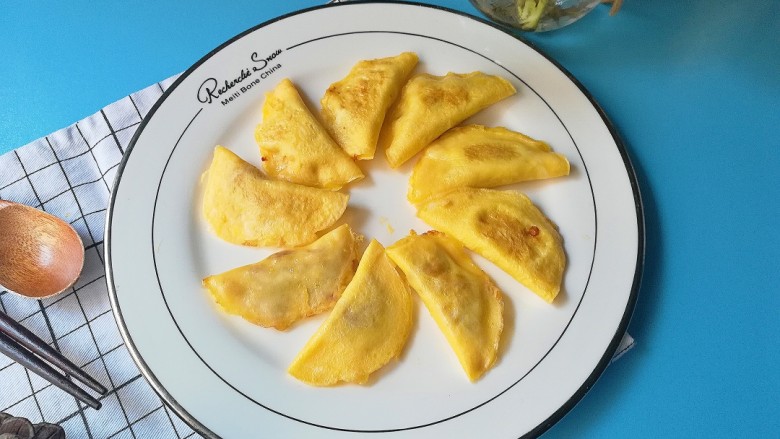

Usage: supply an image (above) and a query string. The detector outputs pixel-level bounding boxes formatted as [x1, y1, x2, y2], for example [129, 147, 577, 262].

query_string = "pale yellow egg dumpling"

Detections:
[416, 188, 565, 303]
[387, 231, 504, 381]
[408, 125, 570, 203]
[379, 72, 516, 168]
[255, 78, 363, 189]
[288, 240, 413, 386]
[321, 52, 418, 160]
[203, 224, 362, 330]
[202, 146, 348, 247]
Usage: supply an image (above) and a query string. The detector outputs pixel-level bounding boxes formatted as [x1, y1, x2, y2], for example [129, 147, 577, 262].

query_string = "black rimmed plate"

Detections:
[106, 2, 642, 437]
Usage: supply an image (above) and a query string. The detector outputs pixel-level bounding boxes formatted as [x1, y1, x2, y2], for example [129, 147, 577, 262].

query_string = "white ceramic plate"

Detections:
[107, 3, 643, 438]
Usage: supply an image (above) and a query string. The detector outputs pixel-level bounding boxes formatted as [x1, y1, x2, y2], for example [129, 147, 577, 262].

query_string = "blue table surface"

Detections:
[2, 1, 778, 437]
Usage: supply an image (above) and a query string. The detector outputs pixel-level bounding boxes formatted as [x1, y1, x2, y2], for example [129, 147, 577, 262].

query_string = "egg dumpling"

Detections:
[321, 52, 418, 160]
[255, 78, 363, 189]
[416, 188, 565, 303]
[379, 72, 516, 168]
[202, 146, 348, 247]
[288, 240, 413, 386]
[387, 231, 503, 381]
[203, 224, 361, 330]
[408, 125, 570, 203]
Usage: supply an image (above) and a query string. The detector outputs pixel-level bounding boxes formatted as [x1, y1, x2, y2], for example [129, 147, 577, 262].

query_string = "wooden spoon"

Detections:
[0, 200, 84, 299]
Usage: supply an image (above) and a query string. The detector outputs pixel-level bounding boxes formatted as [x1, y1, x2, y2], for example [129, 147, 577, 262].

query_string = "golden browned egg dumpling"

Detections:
[416, 188, 565, 303]
[254, 78, 363, 189]
[387, 231, 504, 381]
[202, 146, 348, 247]
[321, 52, 419, 160]
[408, 125, 570, 203]
[288, 240, 413, 386]
[203, 224, 362, 330]
[379, 72, 516, 168]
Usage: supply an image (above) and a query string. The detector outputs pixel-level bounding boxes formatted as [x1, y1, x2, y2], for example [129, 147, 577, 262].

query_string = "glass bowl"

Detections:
[469, 0, 602, 32]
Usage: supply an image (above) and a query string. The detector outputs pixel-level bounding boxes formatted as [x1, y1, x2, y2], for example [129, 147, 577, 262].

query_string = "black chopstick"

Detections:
[0, 311, 107, 395]
[0, 311, 106, 409]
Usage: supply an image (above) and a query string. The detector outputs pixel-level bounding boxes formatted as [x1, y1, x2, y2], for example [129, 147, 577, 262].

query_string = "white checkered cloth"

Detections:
[0, 75, 202, 439]
[0, 72, 635, 438]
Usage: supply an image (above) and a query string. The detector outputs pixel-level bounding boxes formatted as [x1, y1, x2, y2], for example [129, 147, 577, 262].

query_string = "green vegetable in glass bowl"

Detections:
[517, 0, 550, 30]
[470, 0, 623, 32]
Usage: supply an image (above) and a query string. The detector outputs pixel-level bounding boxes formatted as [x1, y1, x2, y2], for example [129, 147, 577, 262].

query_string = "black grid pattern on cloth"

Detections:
[0, 75, 200, 439]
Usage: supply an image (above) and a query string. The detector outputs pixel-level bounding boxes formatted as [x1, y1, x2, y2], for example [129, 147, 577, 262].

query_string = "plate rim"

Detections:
[105, 2, 644, 438]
